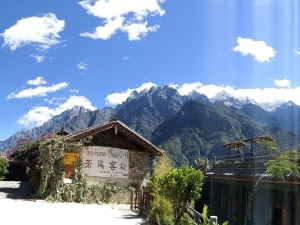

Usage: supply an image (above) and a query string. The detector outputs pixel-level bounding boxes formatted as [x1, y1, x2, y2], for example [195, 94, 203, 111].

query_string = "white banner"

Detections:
[82, 146, 129, 178]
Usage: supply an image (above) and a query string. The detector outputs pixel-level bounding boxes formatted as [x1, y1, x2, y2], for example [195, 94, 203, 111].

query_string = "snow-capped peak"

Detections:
[209, 91, 247, 108]
[208, 90, 287, 112]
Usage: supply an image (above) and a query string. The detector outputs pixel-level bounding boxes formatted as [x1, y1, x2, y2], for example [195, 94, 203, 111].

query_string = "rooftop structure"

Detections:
[197, 135, 300, 225]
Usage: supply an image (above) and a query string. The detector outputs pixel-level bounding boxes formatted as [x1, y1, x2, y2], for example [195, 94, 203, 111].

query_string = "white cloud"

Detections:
[44, 97, 66, 105]
[273, 79, 291, 88]
[233, 37, 276, 63]
[30, 54, 46, 63]
[7, 82, 68, 99]
[122, 22, 159, 41]
[172, 82, 300, 110]
[293, 50, 300, 55]
[79, 0, 165, 41]
[18, 95, 96, 127]
[105, 81, 300, 110]
[18, 106, 53, 128]
[105, 82, 156, 105]
[170, 82, 203, 96]
[70, 89, 79, 94]
[80, 17, 124, 40]
[1, 13, 65, 51]
[77, 61, 88, 71]
[27, 76, 47, 86]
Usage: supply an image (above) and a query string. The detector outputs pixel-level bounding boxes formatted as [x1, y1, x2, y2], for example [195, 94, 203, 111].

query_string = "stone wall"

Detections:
[129, 150, 151, 181]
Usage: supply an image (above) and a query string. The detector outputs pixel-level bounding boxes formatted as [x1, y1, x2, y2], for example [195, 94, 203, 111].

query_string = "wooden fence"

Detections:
[131, 186, 153, 215]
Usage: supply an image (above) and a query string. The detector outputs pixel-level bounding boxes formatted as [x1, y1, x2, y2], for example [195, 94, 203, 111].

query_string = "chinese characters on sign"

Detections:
[81, 146, 129, 178]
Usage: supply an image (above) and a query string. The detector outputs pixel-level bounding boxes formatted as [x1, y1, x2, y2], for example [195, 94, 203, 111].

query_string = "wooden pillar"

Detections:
[139, 188, 143, 215]
[228, 185, 231, 222]
[130, 189, 134, 209]
[282, 191, 288, 225]
[209, 177, 213, 215]
[250, 140, 253, 154]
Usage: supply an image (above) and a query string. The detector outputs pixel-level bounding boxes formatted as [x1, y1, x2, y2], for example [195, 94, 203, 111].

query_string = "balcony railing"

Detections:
[209, 151, 279, 166]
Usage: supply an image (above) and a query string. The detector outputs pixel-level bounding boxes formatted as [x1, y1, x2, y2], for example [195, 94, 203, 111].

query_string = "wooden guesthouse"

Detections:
[62, 119, 164, 188]
[197, 136, 300, 225]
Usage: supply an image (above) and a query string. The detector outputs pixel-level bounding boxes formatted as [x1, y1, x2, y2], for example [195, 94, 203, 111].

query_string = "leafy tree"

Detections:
[8, 140, 42, 192]
[0, 156, 9, 181]
[148, 156, 175, 225]
[8, 134, 53, 167]
[256, 139, 279, 153]
[149, 156, 174, 191]
[159, 166, 204, 225]
[9, 140, 40, 166]
[266, 149, 300, 180]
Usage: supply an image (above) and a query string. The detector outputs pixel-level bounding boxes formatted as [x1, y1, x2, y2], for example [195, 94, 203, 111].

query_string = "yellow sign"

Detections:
[63, 152, 80, 166]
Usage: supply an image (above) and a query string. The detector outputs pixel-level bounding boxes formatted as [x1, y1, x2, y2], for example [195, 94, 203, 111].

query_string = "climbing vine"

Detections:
[35, 135, 128, 203]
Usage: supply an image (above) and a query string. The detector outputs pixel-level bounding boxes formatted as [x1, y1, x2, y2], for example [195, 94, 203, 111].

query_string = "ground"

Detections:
[0, 181, 150, 225]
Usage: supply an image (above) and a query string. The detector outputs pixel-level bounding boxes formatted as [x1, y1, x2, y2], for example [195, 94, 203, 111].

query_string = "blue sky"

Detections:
[1, 0, 300, 140]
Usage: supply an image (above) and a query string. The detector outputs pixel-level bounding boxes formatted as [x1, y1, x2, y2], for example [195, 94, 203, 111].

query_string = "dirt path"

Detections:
[0, 181, 150, 225]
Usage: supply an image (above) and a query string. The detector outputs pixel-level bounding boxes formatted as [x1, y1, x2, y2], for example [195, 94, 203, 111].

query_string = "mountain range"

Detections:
[1, 86, 300, 165]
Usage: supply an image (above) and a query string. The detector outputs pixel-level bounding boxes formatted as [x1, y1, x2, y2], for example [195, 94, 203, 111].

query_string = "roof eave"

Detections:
[64, 120, 164, 156]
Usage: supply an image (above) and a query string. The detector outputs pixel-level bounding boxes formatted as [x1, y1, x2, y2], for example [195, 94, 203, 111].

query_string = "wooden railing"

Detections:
[185, 207, 206, 224]
[185, 207, 222, 225]
[131, 186, 153, 216]
[209, 151, 278, 166]
[131, 188, 216, 224]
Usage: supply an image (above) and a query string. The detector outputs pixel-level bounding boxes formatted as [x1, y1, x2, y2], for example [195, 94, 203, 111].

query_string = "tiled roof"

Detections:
[205, 166, 299, 183]
[64, 120, 164, 156]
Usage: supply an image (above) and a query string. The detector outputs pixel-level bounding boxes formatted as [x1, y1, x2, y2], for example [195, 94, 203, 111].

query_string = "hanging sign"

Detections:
[63, 152, 80, 179]
[63, 152, 80, 166]
[81, 146, 129, 178]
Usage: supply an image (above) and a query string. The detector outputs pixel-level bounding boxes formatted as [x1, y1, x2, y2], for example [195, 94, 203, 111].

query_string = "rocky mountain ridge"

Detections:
[1, 86, 300, 165]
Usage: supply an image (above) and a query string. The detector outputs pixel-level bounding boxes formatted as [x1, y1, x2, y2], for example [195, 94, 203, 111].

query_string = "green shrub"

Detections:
[148, 195, 174, 225]
[149, 160, 204, 225]
[149, 155, 174, 191]
[159, 166, 204, 225]
[201, 204, 229, 225]
[201, 205, 209, 225]
[0, 157, 9, 180]
[179, 213, 194, 225]
[148, 156, 175, 224]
